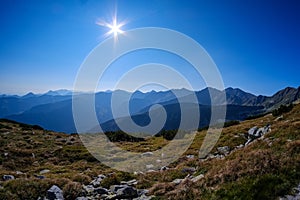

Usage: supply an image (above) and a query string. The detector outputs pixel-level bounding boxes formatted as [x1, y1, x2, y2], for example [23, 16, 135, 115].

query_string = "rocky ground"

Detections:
[0, 103, 299, 199]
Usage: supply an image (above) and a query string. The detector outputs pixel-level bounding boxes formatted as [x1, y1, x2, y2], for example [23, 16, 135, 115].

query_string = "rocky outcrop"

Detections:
[245, 125, 271, 145]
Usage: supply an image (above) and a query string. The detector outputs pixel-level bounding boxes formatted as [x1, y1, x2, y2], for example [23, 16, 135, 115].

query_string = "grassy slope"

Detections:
[0, 104, 299, 199]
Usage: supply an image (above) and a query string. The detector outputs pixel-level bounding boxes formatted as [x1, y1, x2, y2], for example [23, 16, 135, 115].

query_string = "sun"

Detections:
[96, 16, 125, 38]
[107, 19, 124, 37]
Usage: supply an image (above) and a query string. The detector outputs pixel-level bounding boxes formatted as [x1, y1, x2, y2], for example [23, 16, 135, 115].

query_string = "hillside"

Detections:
[0, 103, 299, 199]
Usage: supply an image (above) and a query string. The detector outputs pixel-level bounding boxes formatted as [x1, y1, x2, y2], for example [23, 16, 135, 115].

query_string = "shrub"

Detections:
[63, 181, 82, 200]
[272, 104, 293, 116]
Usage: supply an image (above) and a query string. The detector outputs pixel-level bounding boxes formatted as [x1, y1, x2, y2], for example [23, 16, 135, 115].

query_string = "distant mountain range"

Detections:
[1, 86, 299, 133]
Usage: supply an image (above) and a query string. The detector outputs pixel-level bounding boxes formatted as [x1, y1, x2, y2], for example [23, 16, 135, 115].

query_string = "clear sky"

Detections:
[0, 0, 299, 96]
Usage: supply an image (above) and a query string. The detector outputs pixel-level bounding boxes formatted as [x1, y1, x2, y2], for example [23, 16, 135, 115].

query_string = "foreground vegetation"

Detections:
[0, 103, 299, 199]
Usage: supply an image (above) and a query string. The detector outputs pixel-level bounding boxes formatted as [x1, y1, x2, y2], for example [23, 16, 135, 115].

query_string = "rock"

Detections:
[156, 159, 162, 163]
[3, 175, 15, 181]
[172, 178, 183, 185]
[133, 194, 154, 200]
[248, 126, 258, 137]
[94, 187, 109, 195]
[160, 166, 169, 171]
[236, 144, 244, 149]
[182, 167, 196, 173]
[141, 152, 153, 157]
[40, 169, 50, 174]
[186, 154, 195, 159]
[83, 184, 95, 195]
[47, 185, 64, 200]
[90, 174, 106, 187]
[217, 146, 230, 155]
[121, 179, 138, 186]
[146, 164, 154, 169]
[280, 183, 300, 200]
[16, 171, 24, 175]
[75, 197, 88, 200]
[191, 174, 204, 182]
[116, 185, 138, 199]
[34, 175, 45, 179]
[110, 185, 126, 193]
[275, 115, 284, 121]
[4, 152, 8, 156]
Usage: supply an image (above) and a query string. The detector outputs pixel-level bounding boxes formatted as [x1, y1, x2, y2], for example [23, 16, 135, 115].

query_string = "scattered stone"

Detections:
[83, 185, 95, 195]
[121, 179, 138, 186]
[191, 174, 204, 183]
[275, 115, 284, 121]
[75, 197, 88, 200]
[186, 154, 195, 159]
[4, 152, 8, 156]
[146, 164, 154, 169]
[40, 169, 50, 174]
[160, 166, 169, 171]
[182, 167, 196, 174]
[217, 146, 230, 155]
[172, 179, 183, 185]
[32, 153, 35, 158]
[141, 152, 153, 157]
[90, 174, 106, 187]
[16, 171, 24, 175]
[156, 159, 162, 163]
[236, 144, 244, 149]
[47, 185, 64, 200]
[3, 175, 15, 181]
[34, 175, 45, 179]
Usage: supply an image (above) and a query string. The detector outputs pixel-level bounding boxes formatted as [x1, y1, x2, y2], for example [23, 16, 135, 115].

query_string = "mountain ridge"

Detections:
[1, 86, 299, 133]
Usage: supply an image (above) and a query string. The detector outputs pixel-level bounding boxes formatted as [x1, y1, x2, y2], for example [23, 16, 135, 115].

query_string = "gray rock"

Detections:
[182, 167, 196, 173]
[160, 166, 169, 171]
[191, 174, 204, 182]
[75, 197, 88, 200]
[110, 185, 126, 193]
[121, 179, 138, 186]
[217, 146, 230, 155]
[133, 194, 154, 200]
[4, 152, 8, 156]
[94, 187, 109, 195]
[90, 175, 106, 187]
[141, 152, 153, 157]
[116, 185, 138, 199]
[40, 169, 50, 174]
[47, 185, 64, 200]
[186, 154, 195, 159]
[83, 184, 95, 195]
[3, 175, 15, 181]
[146, 164, 154, 169]
[34, 175, 45, 179]
[172, 178, 183, 185]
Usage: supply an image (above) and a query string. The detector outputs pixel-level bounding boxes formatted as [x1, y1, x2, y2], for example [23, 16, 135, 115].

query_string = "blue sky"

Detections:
[0, 0, 299, 95]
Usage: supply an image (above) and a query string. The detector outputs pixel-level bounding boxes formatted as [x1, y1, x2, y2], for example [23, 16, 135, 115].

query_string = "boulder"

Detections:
[115, 185, 138, 199]
[160, 166, 169, 171]
[3, 175, 15, 181]
[47, 185, 64, 200]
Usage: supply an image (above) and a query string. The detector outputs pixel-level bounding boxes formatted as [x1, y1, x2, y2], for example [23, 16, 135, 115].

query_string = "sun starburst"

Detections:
[96, 16, 125, 39]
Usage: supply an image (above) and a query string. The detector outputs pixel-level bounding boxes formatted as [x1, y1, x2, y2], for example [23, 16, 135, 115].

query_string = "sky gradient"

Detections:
[0, 0, 299, 96]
